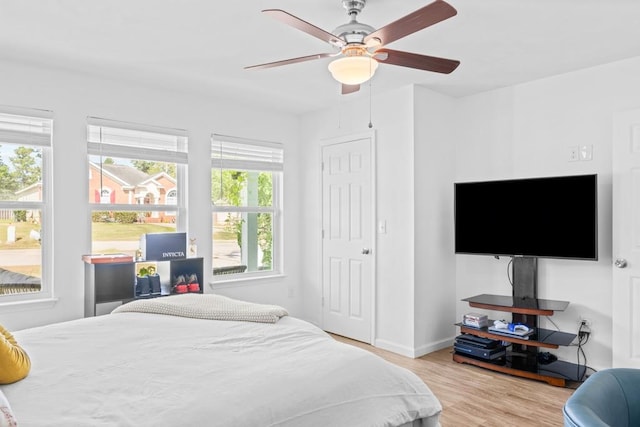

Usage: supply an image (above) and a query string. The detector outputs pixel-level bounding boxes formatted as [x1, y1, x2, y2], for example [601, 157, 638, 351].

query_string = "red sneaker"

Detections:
[173, 275, 188, 294]
[187, 274, 200, 293]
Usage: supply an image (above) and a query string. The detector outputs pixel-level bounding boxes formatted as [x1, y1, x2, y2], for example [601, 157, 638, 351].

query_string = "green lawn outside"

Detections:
[0, 220, 236, 250]
[0, 222, 238, 278]
[93, 223, 235, 240]
[91, 222, 175, 240]
[0, 220, 41, 250]
[214, 230, 236, 240]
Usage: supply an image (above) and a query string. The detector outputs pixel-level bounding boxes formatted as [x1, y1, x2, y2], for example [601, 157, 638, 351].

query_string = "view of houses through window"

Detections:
[88, 119, 186, 257]
[2, 114, 284, 296]
[0, 110, 52, 297]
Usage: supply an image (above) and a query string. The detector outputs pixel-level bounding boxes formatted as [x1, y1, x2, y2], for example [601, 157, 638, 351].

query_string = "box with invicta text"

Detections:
[139, 232, 187, 262]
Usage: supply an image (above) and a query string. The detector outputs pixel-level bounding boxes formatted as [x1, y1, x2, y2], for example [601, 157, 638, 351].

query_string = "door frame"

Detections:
[612, 108, 640, 368]
[320, 131, 376, 345]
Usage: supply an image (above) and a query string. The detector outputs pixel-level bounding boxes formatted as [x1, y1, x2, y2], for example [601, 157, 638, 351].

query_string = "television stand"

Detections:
[453, 293, 583, 386]
[453, 257, 583, 387]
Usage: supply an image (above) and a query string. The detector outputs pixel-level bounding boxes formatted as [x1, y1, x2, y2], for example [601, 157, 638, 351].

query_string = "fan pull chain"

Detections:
[368, 59, 373, 129]
[99, 127, 104, 198]
[219, 144, 223, 202]
[368, 84, 373, 128]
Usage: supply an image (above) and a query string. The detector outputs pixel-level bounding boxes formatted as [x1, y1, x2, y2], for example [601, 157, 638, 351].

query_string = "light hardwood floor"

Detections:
[332, 335, 577, 427]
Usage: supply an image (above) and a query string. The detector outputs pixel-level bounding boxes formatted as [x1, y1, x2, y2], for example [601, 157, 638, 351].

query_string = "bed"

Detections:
[2, 294, 442, 426]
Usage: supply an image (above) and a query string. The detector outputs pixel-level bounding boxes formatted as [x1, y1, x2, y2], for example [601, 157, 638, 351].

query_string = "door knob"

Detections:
[362, 248, 370, 255]
[615, 258, 628, 268]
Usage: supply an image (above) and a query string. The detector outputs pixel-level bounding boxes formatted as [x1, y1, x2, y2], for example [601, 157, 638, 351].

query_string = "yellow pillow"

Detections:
[0, 324, 30, 384]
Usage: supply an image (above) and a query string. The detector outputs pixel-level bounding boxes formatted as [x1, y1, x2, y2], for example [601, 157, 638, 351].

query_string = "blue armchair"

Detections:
[563, 368, 640, 427]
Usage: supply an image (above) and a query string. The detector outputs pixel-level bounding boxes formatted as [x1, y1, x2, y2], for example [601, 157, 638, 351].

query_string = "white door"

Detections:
[322, 134, 374, 343]
[612, 108, 640, 368]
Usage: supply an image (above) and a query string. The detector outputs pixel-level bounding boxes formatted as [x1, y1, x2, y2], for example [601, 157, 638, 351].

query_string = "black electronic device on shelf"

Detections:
[454, 333, 506, 361]
[454, 342, 506, 361]
[455, 333, 501, 349]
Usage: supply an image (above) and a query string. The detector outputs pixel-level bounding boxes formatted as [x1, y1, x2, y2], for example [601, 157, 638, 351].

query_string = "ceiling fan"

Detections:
[246, 0, 460, 95]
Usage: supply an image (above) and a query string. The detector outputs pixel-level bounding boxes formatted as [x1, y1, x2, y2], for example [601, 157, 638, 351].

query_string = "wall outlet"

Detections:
[568, 146, 579, 162]
[579, 318, 592, 327]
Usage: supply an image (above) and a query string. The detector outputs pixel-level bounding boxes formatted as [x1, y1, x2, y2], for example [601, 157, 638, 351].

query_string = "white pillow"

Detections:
[0, 390, 17, 427]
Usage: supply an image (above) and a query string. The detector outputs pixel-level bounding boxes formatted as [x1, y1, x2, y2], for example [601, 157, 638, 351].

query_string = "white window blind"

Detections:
[0, 111, 52, 147]
[0, 106, 53, 301]
[87, 117, 188, 164]
[211, 134, 283, 172]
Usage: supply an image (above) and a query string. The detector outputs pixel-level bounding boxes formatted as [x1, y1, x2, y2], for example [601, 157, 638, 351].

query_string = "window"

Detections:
[211, 135, 283, 280]
[88, 118, 187, 256]
[0, 107, 52, 299]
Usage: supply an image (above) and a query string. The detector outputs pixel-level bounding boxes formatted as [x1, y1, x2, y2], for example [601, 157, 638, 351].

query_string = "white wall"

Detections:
[299, 87, 416, 353]
[455, 55, 640, 370]
[454, 88, 518, 321]
[414, 86, 457, 355]
[0, 61, 302, 330]
[371, 87, 416, 354]
[299, 85, 457, 357]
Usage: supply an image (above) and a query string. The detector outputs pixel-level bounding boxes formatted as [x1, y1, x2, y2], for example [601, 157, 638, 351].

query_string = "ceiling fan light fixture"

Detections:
[328, 56, 378, 85]
[250, 1, 460, 95]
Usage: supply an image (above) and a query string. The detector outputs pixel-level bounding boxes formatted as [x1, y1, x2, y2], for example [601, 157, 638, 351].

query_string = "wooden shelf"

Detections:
[453, 352, 584, 387]
[462, 294, 569, 316]
[455, 293, 580, 387]
[457, 323, 576, 349]
[84, 257, 203, 317]
[82, 253, 134, 264]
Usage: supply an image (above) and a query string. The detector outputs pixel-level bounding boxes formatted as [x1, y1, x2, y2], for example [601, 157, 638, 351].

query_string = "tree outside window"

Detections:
[0, 110, 52, 298]
[211, 137, 282, 279]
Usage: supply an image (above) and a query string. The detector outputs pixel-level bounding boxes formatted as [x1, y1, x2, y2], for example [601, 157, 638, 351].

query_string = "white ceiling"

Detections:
[2, 0, 640, 114]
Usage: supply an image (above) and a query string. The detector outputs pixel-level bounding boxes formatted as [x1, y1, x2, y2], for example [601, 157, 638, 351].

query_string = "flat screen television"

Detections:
[454, 174, 598, 260]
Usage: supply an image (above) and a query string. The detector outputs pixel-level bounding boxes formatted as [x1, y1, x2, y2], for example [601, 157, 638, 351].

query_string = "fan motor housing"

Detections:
[333, 21, 375, 44]
[342, 0, 366, 16]
[334, 0, 374, 44]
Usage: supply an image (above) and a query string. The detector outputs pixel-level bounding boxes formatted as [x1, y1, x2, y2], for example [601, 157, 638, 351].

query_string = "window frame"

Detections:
[87, 117, 188, 250]
[0, 106, 53, 303]
[211, 134, 283, 283]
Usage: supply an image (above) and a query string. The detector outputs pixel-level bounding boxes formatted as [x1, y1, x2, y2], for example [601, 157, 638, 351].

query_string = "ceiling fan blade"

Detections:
[341, 84, 360, 95]
[263, 9, 345, 48]
[374, 48, 460, 74]
[364, 0, 457, 47]
[245, 53, 336, 70]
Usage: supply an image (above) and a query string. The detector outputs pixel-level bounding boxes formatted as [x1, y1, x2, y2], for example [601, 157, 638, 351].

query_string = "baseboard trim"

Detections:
[375, 336, 455, 358]
[413, 337, 455, 358]
[374, 339, 416, 358]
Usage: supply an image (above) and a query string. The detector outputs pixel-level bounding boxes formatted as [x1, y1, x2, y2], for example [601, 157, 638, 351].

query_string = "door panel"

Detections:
[349, 259, 363, 317]
[322, 135, 373, 343]
[612, 110, 640, 367]
[329, 257, 342, 312]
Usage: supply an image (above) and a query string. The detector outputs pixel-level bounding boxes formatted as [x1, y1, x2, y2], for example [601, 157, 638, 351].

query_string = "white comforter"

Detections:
[3, 312, 441, 427]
